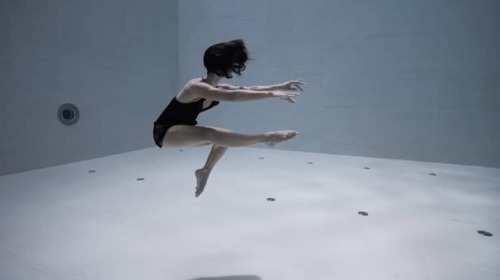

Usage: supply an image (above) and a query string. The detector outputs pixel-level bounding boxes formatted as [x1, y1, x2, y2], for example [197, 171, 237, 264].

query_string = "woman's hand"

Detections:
[278, 79, 305, 92]
[271, 90, 300, 103]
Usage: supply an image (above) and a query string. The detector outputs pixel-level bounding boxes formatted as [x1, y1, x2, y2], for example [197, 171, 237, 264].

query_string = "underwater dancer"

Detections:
[153, 39, 304, 197]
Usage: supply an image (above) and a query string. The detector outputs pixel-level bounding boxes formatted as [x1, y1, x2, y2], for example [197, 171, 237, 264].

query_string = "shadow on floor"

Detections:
[189, 276, 261, 280]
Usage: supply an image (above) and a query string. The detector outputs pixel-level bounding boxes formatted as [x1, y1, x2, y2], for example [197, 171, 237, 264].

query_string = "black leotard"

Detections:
[153, 95, 219, 148]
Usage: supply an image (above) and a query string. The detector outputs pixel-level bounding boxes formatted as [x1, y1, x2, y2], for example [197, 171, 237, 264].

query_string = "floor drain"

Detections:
[358, 211, 369, 216]
[308, 161, 314, 164]
[137, 178, 145, 181]
[429, 173, 437, 176]
[478, 230, 493, 237]
[88, 170, 96, 173]
[364, 167, 371, 170]
[258, 157, 264, 160]
[267, 198, 276, 202]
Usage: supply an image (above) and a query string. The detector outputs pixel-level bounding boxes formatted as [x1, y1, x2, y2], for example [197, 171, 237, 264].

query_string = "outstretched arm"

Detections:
[219, 79, 305, 92]
[188, 82, 299, 103]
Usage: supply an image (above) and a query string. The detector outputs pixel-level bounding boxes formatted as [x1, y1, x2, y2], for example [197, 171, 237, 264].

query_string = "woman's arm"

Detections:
[188, 82, 298, 103]
[218, 83, 281, 91]
[219, 79, 305, 92]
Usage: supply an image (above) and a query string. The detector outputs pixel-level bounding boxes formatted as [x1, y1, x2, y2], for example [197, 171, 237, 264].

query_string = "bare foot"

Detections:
[195, 168, 210, 197]
[266, 130, 298, 147]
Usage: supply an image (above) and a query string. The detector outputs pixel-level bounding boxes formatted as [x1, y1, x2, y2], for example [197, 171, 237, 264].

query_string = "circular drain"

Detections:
[429, 173, 437, 176]
[88, 170, 96, 173]
[364, 167, 371, 170]
[267, 198, 276, 202]
[358, 211, 369, 216]
[137, 178, 145, 181]
[58, 103, 80, 126]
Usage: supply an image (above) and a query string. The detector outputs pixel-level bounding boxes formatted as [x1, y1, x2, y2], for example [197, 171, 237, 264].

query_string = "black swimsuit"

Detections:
[153, 93, 219, 148]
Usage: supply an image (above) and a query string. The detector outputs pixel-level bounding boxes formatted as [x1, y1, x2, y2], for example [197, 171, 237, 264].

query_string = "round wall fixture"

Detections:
[58, 103, 80, 126]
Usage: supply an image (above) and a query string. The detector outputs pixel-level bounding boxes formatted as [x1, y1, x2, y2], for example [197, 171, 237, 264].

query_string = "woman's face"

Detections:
[231, 63, 245, 76]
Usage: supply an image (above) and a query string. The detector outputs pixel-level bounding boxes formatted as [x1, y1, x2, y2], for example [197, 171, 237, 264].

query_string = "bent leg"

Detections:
[203, 144, 227, 171]
[195, 144, 227, 197]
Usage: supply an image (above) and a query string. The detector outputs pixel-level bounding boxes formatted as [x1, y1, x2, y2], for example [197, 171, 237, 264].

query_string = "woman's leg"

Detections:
[163, 125, 297, 148]
[195, 144, 227, 197]
[203, 144, 227, 171]
[162, 125, 297, 197]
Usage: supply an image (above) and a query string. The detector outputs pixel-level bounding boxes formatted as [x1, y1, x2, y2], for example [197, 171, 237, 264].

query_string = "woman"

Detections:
[153, 39, 304, 197]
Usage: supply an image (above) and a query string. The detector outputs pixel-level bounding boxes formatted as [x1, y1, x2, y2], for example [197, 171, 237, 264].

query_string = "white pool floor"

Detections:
[1, 147, 499, 280]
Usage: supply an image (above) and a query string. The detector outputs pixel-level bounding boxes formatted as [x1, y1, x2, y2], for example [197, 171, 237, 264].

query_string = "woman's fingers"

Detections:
[292, 79, 306, 85]
[282, 93, 298, 103]
[274, 90, 299, 103]
[288, 79, 305, 91]
[294, 84, 304, 92]
[281, 79, 304, 103]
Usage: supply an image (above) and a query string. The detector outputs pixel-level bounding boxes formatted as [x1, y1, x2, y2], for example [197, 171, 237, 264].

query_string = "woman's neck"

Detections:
[203, 73, 222, 87]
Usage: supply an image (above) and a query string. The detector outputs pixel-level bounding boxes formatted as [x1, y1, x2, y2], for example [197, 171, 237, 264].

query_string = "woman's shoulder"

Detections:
[187, 77, 204, 86]
[176, 78, 205, 103]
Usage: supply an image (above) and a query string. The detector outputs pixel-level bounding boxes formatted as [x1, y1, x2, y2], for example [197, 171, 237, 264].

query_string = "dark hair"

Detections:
[203, 39, 249, 79]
